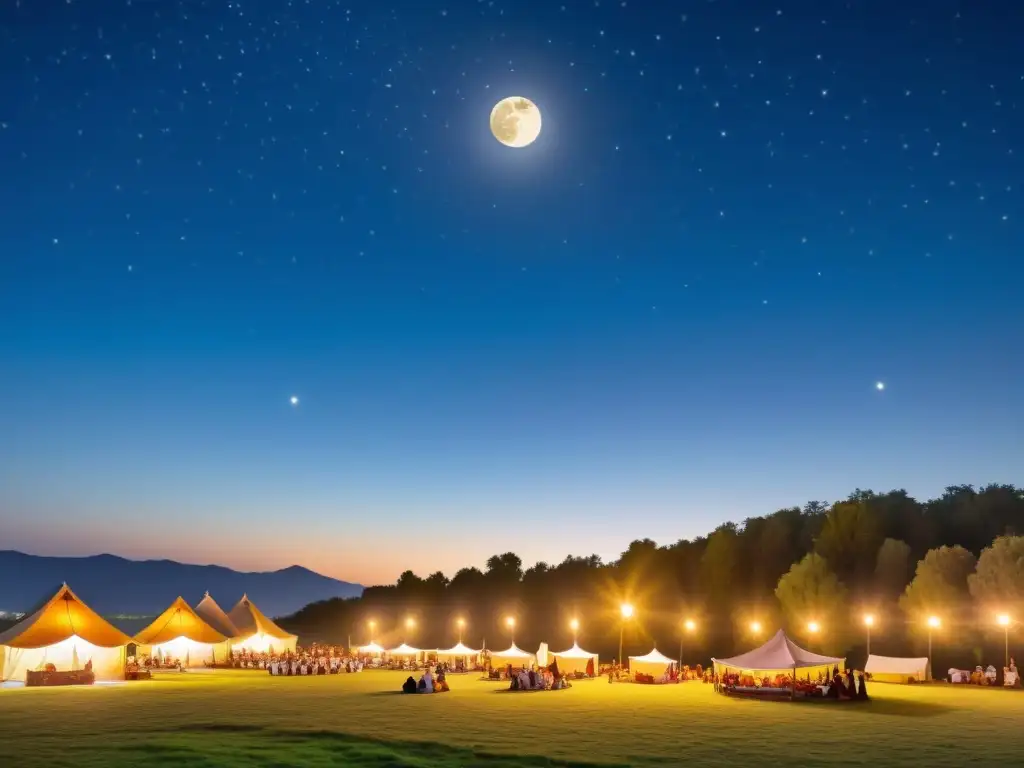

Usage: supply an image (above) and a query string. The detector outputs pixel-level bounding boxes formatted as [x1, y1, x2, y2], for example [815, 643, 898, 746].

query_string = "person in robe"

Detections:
[420, 669, 434, 693]
[402, 676, 417, 694]
[856, 672, 869, 700]
[845, 668, 856, 694]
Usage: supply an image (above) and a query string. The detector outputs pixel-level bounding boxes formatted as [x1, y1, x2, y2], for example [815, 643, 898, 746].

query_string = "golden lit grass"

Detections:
[1, 671, 1023, 766]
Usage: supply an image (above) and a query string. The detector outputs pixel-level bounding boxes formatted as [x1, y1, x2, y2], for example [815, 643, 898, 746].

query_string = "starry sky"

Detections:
[1, 1, 1021, 586]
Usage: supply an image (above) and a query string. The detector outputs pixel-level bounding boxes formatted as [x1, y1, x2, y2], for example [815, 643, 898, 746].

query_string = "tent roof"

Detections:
[712, 629, 844, 670]
[489, 643, 534, 659]
[0, 584, 132, 649]
[630, 648, 676, 664]
[388, 643, 422, 655]
[552, 642, 598, 659]
[437, 642, 480, 656]
[357, 642, 385, 654]
[864, 654, 929, 674]
[134, 597, 230, 645]
[195, 593, 241, 639]
[227, 594, 297, 641]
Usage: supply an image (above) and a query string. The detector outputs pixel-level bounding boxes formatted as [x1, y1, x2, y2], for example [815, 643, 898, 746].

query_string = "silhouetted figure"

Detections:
[402, 676, 417, 694]
[857, 673, 869, 700]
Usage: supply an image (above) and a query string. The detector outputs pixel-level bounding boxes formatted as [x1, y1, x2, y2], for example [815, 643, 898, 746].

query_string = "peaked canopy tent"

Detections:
[227, 595, 298, 654]
[865, 654, 929, 683]
[712, 629, 845, 681]
[551, 643, 599, 675]
[436, 642, 481, 664]
[134, 597, 231, 668]
[194, 592, 241, 641]
[357, 642, 385, 655]
[629, 648, 677, 679]
[388, 643, 423, 657]
[488, 643, 536, 670]
[0, 584, 132, 682]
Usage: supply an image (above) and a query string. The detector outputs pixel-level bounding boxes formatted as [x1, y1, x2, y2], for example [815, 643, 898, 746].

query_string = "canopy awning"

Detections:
[552, 642, 598, 660]
[629, 648, 676, 665]
[134, 597, 229, 645]
[489, 643, 534, 659]
[388, 643, 423, 656]
[864, 654, 928, 675]
[0, 584, 132, 649]
[357, 642, 385, 654]
[437, 642, 480, 656]
[712, 629, 844, 671]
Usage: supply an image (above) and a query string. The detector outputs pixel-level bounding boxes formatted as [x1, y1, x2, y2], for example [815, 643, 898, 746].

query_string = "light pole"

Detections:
[998, 614, 1011, 667]
[926, 616, 940, 680]
[368, 620, 376, 643]
[405, 617, 415, 644]
[457, 618, 465, 645]
[863, 614, 874, 656]
[506, 616, 516, 645]
[679, 619, 695, 670]
[619, 604, 634, 669]
[570, 618, 579, 645]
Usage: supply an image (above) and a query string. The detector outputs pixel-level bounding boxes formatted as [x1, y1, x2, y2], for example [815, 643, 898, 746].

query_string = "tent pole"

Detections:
[791, 664, 796, 700]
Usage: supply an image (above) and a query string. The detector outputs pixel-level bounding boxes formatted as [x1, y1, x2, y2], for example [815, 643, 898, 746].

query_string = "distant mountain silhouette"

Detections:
[0, 551, 362, 618]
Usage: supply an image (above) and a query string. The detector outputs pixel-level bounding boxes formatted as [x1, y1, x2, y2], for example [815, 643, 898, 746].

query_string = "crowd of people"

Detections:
[401, 668, 450, 694]
[717, 665, 869, 701]
[948, 658, 1019, 686]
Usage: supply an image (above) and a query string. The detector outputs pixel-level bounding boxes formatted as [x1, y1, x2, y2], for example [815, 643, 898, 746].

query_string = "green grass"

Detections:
[1, 670, 1022, 766]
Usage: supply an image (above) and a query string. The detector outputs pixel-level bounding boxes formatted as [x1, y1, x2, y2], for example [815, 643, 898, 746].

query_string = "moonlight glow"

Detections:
[490, 97, 542, 148]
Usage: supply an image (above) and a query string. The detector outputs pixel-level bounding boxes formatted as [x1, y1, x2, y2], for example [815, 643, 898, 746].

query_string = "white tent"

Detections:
[629, 648, 676, 679]
[357, 642, 385, 655]
[388, 643, 423, 657]
[865, 654, 929, 683]
[436, 642, 480, 659]
[551, 642, 599, 675]
[489, 643, 535, 669]
[712, 629, 845, 678]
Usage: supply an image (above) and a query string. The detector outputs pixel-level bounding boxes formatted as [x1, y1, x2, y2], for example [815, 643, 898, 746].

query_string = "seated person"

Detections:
[419, 669, 434, 693]
[402, 676, 418, 694]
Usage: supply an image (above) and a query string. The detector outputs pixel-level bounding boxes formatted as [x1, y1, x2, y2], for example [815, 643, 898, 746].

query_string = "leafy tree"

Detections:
[775, 553, 848, 654]
[814, 498, 883, 591]
[900, 545, 976, 621]
[874, 538, 913, 601]
[968, 535, 1024, 609]
[700, 524, 739, 605]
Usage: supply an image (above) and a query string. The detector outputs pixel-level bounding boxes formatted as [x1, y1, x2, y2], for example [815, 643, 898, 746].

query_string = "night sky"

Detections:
[1, 1, 1021, 586]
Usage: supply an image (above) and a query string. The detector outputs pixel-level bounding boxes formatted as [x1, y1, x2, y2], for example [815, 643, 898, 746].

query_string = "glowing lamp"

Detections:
[684, 619, 696, 632]
[570, 618, 579, 631]
[807, 621, 820, 634]
[620, 604, 634, 619]
[750, 621, 762, 634]
[997, 614, 1010, 627]
[927, 616, 940, 629]
[863, 614, 874, 627]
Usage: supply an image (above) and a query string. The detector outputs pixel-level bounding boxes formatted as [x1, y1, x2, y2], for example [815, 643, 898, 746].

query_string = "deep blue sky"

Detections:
[1, 1, 1021, 585]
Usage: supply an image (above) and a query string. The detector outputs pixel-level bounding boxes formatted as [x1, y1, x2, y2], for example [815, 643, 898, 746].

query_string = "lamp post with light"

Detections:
[926, 616, 940, 680]
[405, 617, 416, 644]
[750, 621, 762, 637]
[457, 618, 466, 645]
[863, 614, 875, 656]
[679, 619, 695, 670]
[506, 616, 516, 645]
[368, 620, 376, 644]
[570, 618, 579, 645]
[619, 604, 634, 670]
[998, 614, 1011, 667]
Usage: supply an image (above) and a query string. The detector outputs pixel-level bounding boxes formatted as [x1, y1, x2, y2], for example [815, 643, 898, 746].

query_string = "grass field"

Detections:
[1, 670, 1023, 767]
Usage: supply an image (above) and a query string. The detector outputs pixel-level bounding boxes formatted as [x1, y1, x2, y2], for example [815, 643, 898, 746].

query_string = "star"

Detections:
[875, 382, 885, 391]
[290, 396, 299, 406]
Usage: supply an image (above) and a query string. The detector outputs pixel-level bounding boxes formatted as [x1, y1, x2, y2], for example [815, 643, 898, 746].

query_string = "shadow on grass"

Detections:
[119, 726, 629, 767]
[726, 695, 953, 718]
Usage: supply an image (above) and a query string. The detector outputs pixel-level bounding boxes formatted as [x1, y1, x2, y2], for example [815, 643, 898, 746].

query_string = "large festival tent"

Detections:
[194, 592, 241, 640]
[551, 642, 598, 675]
[628, 648, 677, 679]
[227, 594, 298, 653]
[134, 596, 231, 668]
[388, 643, 424, 660]
[357, 642, 385, 655]
[711, 629, 845, 680]
[488, 643, 536, 669]
[0, 584, 132, 682]
[436, 641, 481, 664]
[864, 654, 929, 683]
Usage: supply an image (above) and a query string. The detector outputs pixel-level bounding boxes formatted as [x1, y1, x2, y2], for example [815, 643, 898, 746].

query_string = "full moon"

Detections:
[490, 96, 542, 148]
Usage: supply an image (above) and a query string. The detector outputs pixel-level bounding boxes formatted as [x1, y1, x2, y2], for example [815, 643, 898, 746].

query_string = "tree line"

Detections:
[281, 484, 1024, 672]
